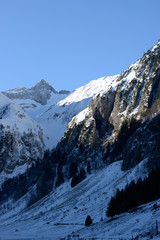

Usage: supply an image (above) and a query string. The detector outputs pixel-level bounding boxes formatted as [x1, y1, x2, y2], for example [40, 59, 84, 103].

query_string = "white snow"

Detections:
[1, 42, 160, 239]
[0, 92, 12, 107]
[59, 75, 120, 106]
[31, 75, 120, 148]
[6, 75, 120, 150]
[0, 164, 28, 188]
[0, 159, 151, 240]
[0, 68, 146, 150]
[0, 93, 44, 182]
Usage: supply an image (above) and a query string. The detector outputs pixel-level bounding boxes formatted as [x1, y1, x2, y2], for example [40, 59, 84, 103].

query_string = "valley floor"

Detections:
[0, 160, 159, 240]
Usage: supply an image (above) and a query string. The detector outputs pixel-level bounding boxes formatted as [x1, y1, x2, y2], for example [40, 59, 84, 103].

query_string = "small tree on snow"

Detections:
[85, 215, 92, 226]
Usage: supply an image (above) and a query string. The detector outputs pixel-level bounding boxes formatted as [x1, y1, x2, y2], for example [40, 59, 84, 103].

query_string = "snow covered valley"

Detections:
[0, 160, 159, 240]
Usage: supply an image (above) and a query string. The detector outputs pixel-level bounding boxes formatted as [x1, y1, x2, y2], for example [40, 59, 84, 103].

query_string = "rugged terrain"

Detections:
[50, 40, 160, 177]
[0, 92, 44, 179]
[1, 41, 160, 239]
[2, 79, 70, 105]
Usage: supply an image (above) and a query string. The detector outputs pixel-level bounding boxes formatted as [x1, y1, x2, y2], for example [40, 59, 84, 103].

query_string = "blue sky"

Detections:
[0, 0, 160, 92]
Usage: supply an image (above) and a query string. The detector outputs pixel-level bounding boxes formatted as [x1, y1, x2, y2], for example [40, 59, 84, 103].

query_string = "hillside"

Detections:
[0, 92, 44, 181]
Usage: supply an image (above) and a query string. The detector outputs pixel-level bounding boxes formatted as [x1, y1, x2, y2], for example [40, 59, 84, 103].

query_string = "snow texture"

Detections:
[0, 159, 152, 240]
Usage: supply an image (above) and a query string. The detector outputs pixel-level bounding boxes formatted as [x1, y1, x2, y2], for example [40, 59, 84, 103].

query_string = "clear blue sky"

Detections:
[0, 0, 160, 92]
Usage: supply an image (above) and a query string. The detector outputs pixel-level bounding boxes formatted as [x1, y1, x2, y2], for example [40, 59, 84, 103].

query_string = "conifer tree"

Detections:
[85, 215, 92, 226]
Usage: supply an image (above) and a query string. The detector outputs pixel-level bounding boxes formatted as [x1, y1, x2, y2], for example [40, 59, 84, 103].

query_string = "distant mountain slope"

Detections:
[2, 80, 70, 149]
[34, 75, 119, 148]
[2, 77, 121, 149]
[2, 79, 58, 105]
[0, 92, 44, 179]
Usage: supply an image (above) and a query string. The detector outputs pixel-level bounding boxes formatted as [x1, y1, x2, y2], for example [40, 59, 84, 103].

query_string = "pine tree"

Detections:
[56, 163, 64, 187]
[85, 215, 92, 226]
[87, 161, 91, 174]
[69, 161, 78, 178]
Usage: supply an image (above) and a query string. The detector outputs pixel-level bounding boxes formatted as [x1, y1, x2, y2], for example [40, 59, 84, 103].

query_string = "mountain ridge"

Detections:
[49, 40, 160, 179]
[2, 79, 70, 105]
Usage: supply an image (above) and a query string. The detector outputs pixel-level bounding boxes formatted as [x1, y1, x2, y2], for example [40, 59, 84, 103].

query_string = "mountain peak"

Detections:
[31, 79, 57, 94]
[2, 79, 70, 106]
[35, 79, 50, 86]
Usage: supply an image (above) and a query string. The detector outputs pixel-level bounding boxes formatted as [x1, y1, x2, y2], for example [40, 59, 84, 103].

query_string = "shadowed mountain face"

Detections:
[2, 79, 58, 105]
[50, 41, 160, 176]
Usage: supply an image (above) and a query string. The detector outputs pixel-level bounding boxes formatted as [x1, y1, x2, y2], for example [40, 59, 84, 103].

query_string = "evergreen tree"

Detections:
[69, 161, 78, 178]
[56, 163, 64, 187]
[106, 168, 160, 217]
[79, 167, 86, 181]
[71, 175, 80, 188]
[71, 167, 86, 188]
[36, 160, 54, 199]
[85, 215, 92, 226]
[87, 161, 91, 174]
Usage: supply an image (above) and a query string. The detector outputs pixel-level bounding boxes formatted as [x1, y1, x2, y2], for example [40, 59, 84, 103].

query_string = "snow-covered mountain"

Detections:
[34, 75, 120, 148]
[5, 39, 159, 152]
[2, 79, 70, 105]
[47, 40, 160, 179]
[0, 92, 44, 181]
[2, 80, 71, 149]
[1, 41, 160, 239]
[2, 76, 121, 149]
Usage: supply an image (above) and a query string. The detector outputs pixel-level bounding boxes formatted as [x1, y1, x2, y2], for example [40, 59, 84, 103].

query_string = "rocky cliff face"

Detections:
[51, 41, 160, 177]
[2, 79, 56, 105]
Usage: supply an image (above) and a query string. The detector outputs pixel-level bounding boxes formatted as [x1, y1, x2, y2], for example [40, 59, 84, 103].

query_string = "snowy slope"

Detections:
[13, 92, 70, 149]
[51, 40, 160, 175]
[0, 159, 153, 240]
[0, 93, 44, 178]
[4, 76, 120, 149]
[2, 74, 121, 150]
[34, 75, 120, 148]
[30, 41, 160, 149]
[1, 41, 160, 151]
[2, 80, 70, 149]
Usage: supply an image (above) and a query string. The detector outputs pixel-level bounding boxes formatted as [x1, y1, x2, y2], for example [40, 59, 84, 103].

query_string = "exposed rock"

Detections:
[51, 41, 160, 174]
[2, 79, 65, 105]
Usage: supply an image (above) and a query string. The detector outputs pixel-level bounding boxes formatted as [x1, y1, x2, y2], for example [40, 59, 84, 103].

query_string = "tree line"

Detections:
[107, 168, 160, 217]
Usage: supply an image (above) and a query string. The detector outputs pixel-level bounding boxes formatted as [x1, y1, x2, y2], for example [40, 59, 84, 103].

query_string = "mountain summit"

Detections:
[31, 79, 57, 94]
[1, 79, 71, 149]
[2, 79, 70, 105]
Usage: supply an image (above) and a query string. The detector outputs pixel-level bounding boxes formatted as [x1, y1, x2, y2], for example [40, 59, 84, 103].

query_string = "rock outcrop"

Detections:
[51, 41, 160, 175]
[2, 79, 57, 105]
